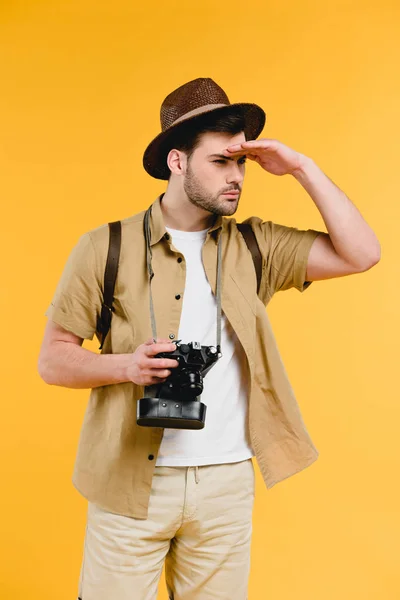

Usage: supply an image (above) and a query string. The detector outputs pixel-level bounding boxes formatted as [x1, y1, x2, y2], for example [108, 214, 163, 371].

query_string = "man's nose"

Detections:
[227, 163, 244, 185]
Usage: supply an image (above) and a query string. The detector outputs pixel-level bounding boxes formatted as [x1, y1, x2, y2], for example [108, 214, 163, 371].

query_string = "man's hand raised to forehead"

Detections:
[222, 138, 306, 177]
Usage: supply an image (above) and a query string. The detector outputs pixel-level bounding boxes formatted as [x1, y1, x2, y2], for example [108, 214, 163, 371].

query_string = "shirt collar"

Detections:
[149, 193, 224, 246]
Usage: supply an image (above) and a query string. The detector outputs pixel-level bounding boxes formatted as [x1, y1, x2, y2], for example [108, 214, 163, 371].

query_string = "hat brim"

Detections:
[142, 102, 266, 180]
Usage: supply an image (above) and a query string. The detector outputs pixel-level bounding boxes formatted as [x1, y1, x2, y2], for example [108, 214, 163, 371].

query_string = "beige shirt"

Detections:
[45, 193, 323, 519]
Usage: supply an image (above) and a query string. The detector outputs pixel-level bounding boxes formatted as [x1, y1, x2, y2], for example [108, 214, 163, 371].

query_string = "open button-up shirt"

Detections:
[45, 193, 324, 519]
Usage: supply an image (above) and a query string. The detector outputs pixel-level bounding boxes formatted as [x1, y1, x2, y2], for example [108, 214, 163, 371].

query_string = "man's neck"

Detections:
[160, 190, 215, 232]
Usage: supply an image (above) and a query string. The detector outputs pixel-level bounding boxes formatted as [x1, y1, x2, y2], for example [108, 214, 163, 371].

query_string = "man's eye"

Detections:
[213, 160, 226, 164]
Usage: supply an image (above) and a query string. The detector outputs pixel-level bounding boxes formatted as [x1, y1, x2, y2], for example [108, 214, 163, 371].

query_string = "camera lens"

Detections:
[180, 369, 203, 397]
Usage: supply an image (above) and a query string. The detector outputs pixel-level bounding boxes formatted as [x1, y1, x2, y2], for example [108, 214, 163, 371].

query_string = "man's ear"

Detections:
[167, 149, 187, 177]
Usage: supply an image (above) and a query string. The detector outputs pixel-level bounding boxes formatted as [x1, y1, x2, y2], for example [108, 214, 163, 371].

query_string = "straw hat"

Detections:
[142, 77, 266, 180]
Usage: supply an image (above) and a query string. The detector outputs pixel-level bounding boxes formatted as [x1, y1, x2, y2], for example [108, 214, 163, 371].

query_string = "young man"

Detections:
[38, 77, 380, 600]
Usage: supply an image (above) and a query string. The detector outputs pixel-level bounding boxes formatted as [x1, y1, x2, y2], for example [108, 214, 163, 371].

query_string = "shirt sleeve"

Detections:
[249, 217, 324, 299]
[44, 232, 102, 340]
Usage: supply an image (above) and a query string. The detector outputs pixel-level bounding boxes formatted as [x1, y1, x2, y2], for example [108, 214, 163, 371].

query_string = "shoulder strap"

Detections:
[236, 223, 262, 295]
[96, 221, 121, 350]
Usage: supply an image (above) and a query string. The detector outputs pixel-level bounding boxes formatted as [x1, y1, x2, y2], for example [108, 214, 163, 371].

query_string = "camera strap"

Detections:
[144, 205, 223, 355]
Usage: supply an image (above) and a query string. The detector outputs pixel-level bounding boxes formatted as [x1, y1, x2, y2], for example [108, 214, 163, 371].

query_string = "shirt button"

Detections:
[175, 294, 181, 300]
[148, 454, 154, 460]
[169, 333, 175, 339]
[177, 257, 182, 263]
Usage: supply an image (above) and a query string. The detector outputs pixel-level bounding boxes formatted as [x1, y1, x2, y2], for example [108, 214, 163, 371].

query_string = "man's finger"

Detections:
[144, 342, 177, 356]
[225, 139, 275, 153]
[224, 143, 243, 152]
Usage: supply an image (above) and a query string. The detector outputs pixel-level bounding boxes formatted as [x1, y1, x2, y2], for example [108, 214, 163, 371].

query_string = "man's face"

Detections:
[182, 130, 247, 217]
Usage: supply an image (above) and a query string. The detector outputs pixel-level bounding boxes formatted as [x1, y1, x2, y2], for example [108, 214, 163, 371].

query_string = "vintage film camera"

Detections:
[137, 340, 221, 430]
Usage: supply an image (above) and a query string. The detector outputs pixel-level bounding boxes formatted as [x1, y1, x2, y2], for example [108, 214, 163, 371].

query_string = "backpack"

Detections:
[96, 221, 262, 350]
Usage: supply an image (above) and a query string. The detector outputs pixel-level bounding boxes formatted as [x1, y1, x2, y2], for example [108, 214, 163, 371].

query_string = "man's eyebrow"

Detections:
[208, 153, 246, 161]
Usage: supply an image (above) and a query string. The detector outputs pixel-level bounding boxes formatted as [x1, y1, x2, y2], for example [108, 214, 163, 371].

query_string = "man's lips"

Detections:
[221, 190, 240, 196]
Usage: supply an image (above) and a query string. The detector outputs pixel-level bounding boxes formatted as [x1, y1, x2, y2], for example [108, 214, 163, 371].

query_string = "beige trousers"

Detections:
[77, 458, 255, 600]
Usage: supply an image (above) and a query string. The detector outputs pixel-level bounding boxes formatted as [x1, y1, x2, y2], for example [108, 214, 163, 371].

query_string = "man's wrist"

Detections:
[291, 154, 315, 181]
[114, 353, 133, 384]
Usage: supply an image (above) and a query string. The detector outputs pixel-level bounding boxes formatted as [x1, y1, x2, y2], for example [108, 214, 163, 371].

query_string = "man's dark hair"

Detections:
[166, 107, 247, 180]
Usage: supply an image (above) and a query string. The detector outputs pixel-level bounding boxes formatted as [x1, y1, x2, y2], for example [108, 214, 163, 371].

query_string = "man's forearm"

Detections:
[292, 156, 381, 269]
[39, 342, 132, 389]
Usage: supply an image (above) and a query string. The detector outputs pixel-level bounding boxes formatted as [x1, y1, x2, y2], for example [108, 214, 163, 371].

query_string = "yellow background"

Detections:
[1, 1, 399, 598]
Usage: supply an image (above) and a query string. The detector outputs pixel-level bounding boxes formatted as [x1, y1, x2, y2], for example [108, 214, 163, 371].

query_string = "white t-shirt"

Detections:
[155, 225, 255, 467]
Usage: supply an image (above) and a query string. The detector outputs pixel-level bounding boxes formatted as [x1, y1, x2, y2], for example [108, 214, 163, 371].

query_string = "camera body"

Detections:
[137, 340, 221, 430]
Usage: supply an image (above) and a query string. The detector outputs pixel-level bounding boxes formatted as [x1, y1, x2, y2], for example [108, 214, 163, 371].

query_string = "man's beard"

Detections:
[183, 163, 241, 216]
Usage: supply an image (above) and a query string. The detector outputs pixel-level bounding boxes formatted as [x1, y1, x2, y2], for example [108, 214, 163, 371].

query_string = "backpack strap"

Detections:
[236, 223, 262, 295]
[96, 221, 121, 350]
